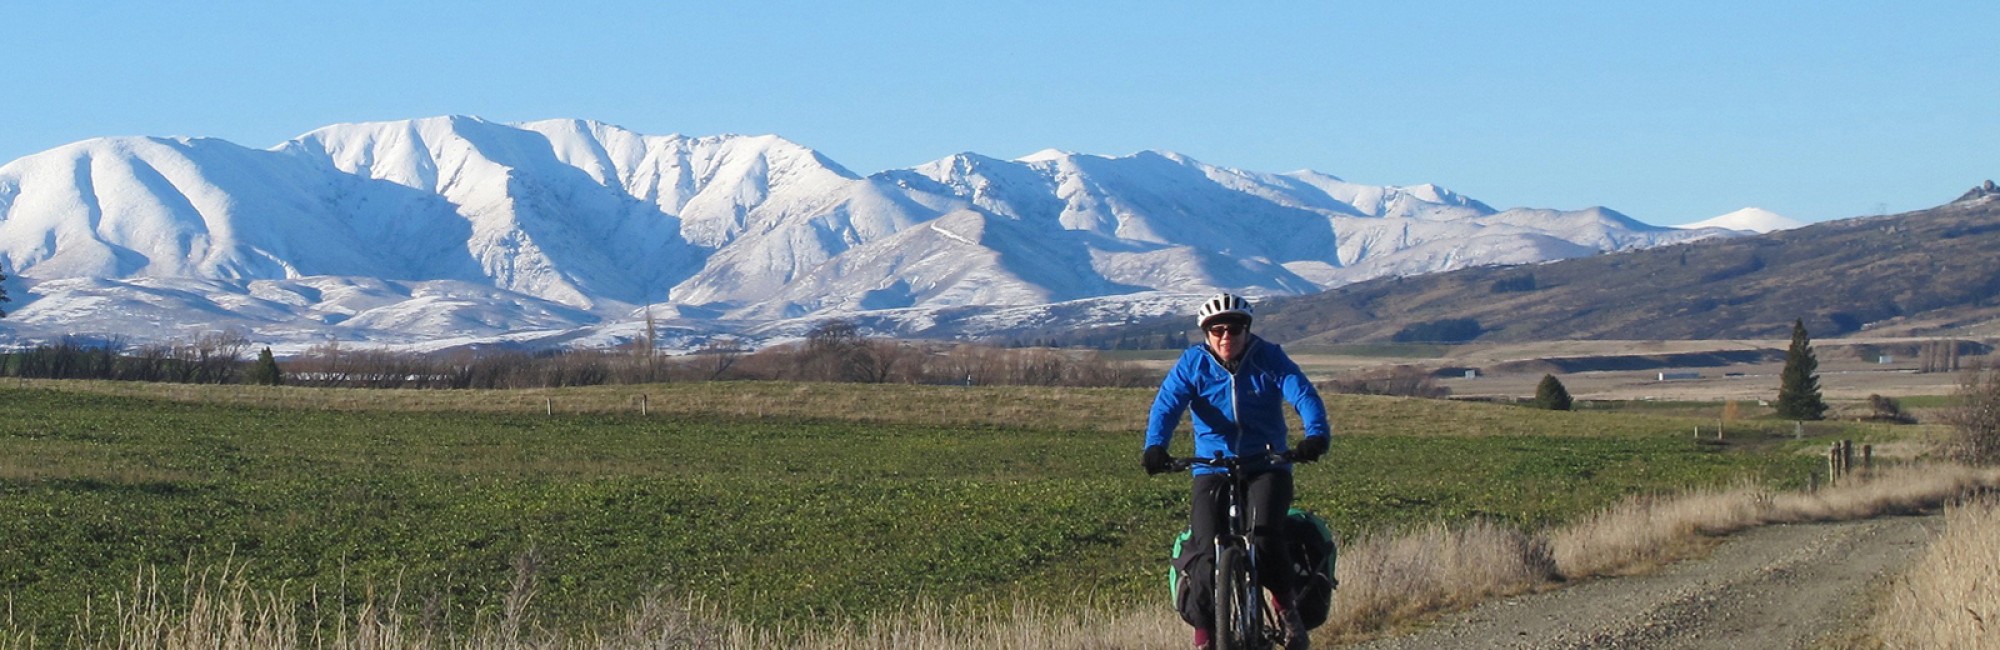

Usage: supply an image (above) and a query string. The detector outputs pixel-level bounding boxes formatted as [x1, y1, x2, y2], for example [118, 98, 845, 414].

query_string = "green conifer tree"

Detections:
[1534, 374, 1573, 411]
[1776, 319, 1827, 420]
[248, 347, 283, 386]
[0, 267, 10, 318]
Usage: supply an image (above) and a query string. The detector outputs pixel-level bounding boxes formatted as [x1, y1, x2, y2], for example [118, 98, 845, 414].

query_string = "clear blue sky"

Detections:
[5, 2, 1995, 225]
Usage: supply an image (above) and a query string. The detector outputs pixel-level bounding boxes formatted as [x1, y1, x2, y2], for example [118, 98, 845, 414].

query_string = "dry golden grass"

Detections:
[1552, 464, 2000, 581]
[1873, 495, 2000, 650]
[1317, 464, 2000, 646]
[9, 566, 1186, 650]
[17, 378, 1155, 433]
[1315, 519, 1556, 644]
[14, 377, 1699, 439]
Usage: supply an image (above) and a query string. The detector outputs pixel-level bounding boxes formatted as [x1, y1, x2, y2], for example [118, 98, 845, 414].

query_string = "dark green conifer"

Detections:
[248, 347, 283, 386]
[1534, 374, 1573, 411]
[1776, 319, 1827, 420]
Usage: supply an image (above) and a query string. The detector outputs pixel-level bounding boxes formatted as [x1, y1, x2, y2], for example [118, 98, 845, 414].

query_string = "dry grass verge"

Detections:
[1, 570, 1186, 650]
[1318, 520, 1556, 643]
[1317, 464, 2000, 646]
[1872, 495, 2000, 650]
[1552, 464, 2000, 581]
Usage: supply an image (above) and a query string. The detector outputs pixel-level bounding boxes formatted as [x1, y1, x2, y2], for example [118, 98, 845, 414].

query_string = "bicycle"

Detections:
[1171, 448, 1301, 650]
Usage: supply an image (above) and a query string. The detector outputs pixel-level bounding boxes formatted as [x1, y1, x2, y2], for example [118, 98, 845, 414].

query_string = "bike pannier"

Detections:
[1282, 508, 1338, 630]
[1169, 527, 1215, 629]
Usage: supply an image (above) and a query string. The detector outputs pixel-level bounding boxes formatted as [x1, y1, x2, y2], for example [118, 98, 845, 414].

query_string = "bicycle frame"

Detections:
[1174, 448, 1294, 650]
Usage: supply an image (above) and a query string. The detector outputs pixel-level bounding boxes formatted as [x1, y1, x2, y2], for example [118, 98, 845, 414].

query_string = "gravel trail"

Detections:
[1349, 515, 1940, 649]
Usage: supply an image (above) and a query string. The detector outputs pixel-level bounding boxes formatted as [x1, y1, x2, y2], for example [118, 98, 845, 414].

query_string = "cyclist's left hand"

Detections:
[1293, 436, 1328, 463]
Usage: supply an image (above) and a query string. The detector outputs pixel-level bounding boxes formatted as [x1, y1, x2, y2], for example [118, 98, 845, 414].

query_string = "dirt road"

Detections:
[1351, 515, 1940, 649]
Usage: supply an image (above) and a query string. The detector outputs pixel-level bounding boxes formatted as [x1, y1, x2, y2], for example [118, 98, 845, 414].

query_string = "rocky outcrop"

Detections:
[1956, 180, 1999, 203]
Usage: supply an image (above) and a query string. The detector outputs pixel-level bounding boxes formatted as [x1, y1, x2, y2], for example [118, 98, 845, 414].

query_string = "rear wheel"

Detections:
[1214, 545, 1258, 650]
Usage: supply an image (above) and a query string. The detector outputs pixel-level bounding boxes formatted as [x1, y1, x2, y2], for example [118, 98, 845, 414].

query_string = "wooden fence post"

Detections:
[642, 394, 649, 416]
[1829, 443, 1843, 486]
[1863, 444, 1874, 476]
[546, 397, 553, 416]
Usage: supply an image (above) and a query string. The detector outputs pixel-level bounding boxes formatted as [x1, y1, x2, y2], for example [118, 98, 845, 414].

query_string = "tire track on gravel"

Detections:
[1351, 515, 1940, 649]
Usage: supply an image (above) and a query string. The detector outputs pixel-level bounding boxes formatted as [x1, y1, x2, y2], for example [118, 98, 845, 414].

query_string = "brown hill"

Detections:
[1248, 186, 2000, 344]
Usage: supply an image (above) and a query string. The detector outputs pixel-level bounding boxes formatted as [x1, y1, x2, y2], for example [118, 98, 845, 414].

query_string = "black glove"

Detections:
[1142, 445, 1172, 475]
[1293, 436, 1328, 463]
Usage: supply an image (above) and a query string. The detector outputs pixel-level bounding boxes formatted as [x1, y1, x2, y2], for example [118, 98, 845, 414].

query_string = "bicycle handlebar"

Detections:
[1168, 449, 1300, 472]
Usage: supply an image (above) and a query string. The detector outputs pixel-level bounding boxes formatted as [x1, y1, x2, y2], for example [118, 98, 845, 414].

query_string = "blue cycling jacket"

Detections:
[1144, 336, 1331, 476]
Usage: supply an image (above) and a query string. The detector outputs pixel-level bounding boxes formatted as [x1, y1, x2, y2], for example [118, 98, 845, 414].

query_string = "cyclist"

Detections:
[1144, 293, 1330, 650]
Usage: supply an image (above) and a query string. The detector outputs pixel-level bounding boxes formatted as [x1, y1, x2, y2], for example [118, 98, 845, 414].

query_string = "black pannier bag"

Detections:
[1281, 507, 1338, 630]
[1169, 508, 1338, 630]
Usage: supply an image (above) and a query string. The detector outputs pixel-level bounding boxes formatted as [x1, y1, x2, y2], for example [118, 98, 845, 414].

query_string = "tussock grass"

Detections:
[1316, 464, 2000, 645]
[1317, 520, 1555, 643]
[1873, 496, 2000, 650]
[1553, 464, 2000, 580]
[8, 567, 1187, 650]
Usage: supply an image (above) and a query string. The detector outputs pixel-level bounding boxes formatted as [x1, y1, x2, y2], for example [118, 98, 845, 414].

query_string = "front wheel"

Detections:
[1213, 544, 1259, 650]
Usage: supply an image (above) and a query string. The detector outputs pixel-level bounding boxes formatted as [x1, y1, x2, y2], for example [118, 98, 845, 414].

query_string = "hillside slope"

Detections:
[1248, 189, 2000, 343]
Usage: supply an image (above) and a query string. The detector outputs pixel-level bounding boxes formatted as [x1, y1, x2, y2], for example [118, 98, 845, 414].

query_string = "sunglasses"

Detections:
[1205, 324, 1247, 336]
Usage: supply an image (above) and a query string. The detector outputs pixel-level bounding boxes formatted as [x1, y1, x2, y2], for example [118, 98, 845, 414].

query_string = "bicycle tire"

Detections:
[1213, 544, 1258, 650]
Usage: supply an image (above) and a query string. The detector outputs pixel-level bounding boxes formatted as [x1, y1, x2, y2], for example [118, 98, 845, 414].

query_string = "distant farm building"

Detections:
[1658, 371, 1701, 381]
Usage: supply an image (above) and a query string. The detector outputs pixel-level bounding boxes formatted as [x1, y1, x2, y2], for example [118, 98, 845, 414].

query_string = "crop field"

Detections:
[0, 380, 1843, 643]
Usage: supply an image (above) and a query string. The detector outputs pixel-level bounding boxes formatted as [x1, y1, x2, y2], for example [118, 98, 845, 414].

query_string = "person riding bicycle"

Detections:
[1144, 293, 1330, 650]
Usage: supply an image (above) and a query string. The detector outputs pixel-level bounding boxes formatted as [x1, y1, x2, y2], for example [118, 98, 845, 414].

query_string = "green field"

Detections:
[0, 381, 1835, 641]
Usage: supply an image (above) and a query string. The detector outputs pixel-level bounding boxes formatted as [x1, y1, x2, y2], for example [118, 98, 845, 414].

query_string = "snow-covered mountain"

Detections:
[1674, 207, 1807, 234]
[0, 116, 1739, 349]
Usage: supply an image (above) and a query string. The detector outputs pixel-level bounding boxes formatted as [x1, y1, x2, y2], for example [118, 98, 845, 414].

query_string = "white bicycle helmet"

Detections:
[1196, 293, 1253, 328]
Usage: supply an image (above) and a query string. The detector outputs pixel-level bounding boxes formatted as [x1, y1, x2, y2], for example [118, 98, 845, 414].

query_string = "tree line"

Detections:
[0, 320, 1155, 390]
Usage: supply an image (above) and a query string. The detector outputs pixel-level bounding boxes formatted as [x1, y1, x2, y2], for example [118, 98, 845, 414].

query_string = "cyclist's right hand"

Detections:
[1294, 435, 1329, 463]
[1142, 445, 1172, 475]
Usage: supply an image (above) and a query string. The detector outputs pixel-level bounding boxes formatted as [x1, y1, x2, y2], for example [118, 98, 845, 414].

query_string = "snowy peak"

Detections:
[1014, 148, 1071, 163]
[1675, 207, 1807, 234]
[0, 116, 1747, 349]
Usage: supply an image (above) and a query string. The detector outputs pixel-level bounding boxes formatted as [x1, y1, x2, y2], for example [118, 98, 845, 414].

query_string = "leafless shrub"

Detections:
[1943, 365, 2000, 465]
[1320, 365, 1451, 399]
[4, 333, 251, 384]
[689, 338, 746, 381]
[1865, 394, 1916, 424]
[730, 337, 1151, 387]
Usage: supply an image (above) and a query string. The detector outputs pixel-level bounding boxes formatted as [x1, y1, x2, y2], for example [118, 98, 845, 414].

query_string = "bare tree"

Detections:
[1321, 365, 1451, 398]
[1943, 365, 2000, 465]
[693, 337, 747, 380]
[799, 319, 866, 382]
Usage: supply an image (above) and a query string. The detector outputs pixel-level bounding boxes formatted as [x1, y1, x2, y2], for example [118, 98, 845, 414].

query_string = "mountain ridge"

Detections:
[0, 115, 1740, 348]
[1244, 190, 2000, 344]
